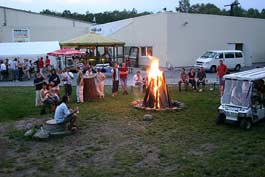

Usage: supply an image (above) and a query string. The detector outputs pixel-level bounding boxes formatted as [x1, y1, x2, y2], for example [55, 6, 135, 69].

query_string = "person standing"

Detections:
[49, 69, 60, 97]
[12, 58, 19, 81]
[217, 60, 227, 86]
[38, 57, 44, 75]
[96, 68, 106, 98]
[62, 69, 74, 97]
[111, 63, 119, 97]
[119, 63, 129, 95]
[0, 60, 7, 81]
[17, 60, 24, 81]
[23, 59, 31, 80]
[76, 66, 84, 103]
[45, 56, 51, 72]
[34, 72, 45, 107]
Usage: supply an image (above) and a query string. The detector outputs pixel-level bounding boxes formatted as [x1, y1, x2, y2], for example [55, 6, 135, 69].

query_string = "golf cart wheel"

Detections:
[210, 65, 216, 73]
[216, 113, 226, 125]
[235, 64, 241, 72]
[240, 118, 252, 130]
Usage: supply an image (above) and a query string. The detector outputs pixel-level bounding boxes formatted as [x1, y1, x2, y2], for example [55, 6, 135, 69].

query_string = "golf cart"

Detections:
[216, 68, 265, 130]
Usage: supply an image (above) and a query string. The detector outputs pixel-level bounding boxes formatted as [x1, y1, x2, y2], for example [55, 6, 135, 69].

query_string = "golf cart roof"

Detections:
[224, 67, 265, 81]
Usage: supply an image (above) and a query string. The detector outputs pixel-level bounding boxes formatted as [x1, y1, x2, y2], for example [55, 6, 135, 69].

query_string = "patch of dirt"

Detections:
[135, 145, 160, 168]
[187, 143, 218, 157]
[0, 118, 158, 177]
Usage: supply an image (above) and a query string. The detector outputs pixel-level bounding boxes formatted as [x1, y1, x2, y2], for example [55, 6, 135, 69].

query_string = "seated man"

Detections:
[196, 67, 206, 92]
[178, 68, 188, 92]
[54, 95, 78, 131]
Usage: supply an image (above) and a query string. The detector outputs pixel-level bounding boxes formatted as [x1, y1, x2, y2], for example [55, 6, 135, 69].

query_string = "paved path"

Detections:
[0, 65, 264, 87]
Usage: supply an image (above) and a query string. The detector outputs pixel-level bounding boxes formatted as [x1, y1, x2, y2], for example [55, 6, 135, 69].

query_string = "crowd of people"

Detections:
[31, 59, 231, 132]
[0, 58, 35, 81]
[33, 60, 229, 112]
[0, 56, 52, 82]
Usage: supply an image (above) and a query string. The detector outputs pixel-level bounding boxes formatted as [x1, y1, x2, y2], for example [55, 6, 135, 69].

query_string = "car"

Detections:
[93, 63, 112, 77]
[194, 50, 245, 73]
[216, 68, 265, 130]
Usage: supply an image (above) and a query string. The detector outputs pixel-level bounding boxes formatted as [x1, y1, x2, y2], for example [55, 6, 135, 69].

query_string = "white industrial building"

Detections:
[93, 12, 265, 67]
[0, 6, 91, 43]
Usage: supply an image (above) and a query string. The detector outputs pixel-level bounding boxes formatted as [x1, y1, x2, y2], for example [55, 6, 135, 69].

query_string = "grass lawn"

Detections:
[0, 86, 265, 177]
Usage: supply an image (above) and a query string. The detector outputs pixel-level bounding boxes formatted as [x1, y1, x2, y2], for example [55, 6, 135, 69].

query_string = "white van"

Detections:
[194, 50, 245, 72]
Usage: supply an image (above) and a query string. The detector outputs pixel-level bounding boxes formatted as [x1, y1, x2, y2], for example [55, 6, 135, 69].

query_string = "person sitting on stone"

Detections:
[178, 68, 188, 92]
[54, 95, 78, 131]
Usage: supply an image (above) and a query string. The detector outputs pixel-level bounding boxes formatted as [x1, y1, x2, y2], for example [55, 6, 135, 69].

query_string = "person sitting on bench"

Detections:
[54, 95, 78, 131]
[178, 68, 188, 92]
[196, 67, 206, 92]
[188, 67, 196, 91]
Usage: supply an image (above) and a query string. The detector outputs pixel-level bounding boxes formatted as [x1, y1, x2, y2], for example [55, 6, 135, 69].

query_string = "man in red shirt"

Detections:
[38, 57, 44, 75]
[217, 60, 227, 85]
[45, 56, 51, 71]
[119, 62, 129, 95]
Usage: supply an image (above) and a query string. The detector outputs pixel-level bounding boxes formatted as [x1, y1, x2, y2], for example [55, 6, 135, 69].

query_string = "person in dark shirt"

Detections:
[48, 69, 61, 97]
[196, 67, 206, 92]
[34, 72, 45, 107]
[188, 67, 196, 91]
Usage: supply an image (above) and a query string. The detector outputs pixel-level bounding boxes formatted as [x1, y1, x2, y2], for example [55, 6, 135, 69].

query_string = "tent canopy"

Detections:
[0, 41, 60, 60]
[47, 48, 85, 57]
[60, 33, 125, 48]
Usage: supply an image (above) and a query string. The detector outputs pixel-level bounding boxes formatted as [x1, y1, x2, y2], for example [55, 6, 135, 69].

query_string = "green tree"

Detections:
[190, 3, 221, 15]
[176, 0, 190, 13]
[260, 9, 265, 19]
[247, 8, 260, 18]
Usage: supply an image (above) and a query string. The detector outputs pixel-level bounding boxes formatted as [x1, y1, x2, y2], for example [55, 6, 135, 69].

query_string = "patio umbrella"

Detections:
[47, 48, 85, 57]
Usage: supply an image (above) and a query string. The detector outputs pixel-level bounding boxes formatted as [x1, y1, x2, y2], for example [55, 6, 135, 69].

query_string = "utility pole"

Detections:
[224, 1, 240, 16]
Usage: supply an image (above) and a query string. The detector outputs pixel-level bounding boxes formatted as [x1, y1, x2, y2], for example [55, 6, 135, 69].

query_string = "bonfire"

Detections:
[132, 57, 184, 111]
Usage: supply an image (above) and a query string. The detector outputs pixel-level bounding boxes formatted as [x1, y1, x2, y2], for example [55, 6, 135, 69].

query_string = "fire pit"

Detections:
[132, 58, 184, 111]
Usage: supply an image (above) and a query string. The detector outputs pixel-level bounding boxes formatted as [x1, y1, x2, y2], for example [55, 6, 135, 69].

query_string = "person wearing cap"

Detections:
[217, 60, 227, 86]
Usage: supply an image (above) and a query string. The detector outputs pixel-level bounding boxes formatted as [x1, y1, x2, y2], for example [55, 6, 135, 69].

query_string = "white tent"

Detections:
[0, 41, 60, 61]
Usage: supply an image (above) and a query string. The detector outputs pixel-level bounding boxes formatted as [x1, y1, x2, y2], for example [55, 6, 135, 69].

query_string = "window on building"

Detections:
[141, 47, 153, 56]
[235, 52, 243, 58]
[225, 52, 235, 59]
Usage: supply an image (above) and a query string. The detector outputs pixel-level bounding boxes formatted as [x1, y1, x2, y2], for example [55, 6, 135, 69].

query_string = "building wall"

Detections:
[109, 12, 265, 67]
[166, 12, 265, 67]
[0, 7, 91, 42]
[110, 13, 168, 67]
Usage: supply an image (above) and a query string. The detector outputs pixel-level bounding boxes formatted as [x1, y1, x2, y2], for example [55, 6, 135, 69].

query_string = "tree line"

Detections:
[40, 8, 151, 24]
[40, 0, 265, 24]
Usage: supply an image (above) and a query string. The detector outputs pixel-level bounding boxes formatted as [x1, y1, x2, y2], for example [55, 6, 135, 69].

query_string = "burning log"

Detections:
[143, 72, 172, 109]
[132, 57, 184, 111]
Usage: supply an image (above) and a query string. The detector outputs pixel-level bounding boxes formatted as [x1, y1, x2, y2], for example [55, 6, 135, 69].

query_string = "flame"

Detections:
[147, 57, 163, 109]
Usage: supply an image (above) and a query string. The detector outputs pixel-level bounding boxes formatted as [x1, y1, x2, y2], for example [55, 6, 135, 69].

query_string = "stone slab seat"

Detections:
[43, 119, 72, 136]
